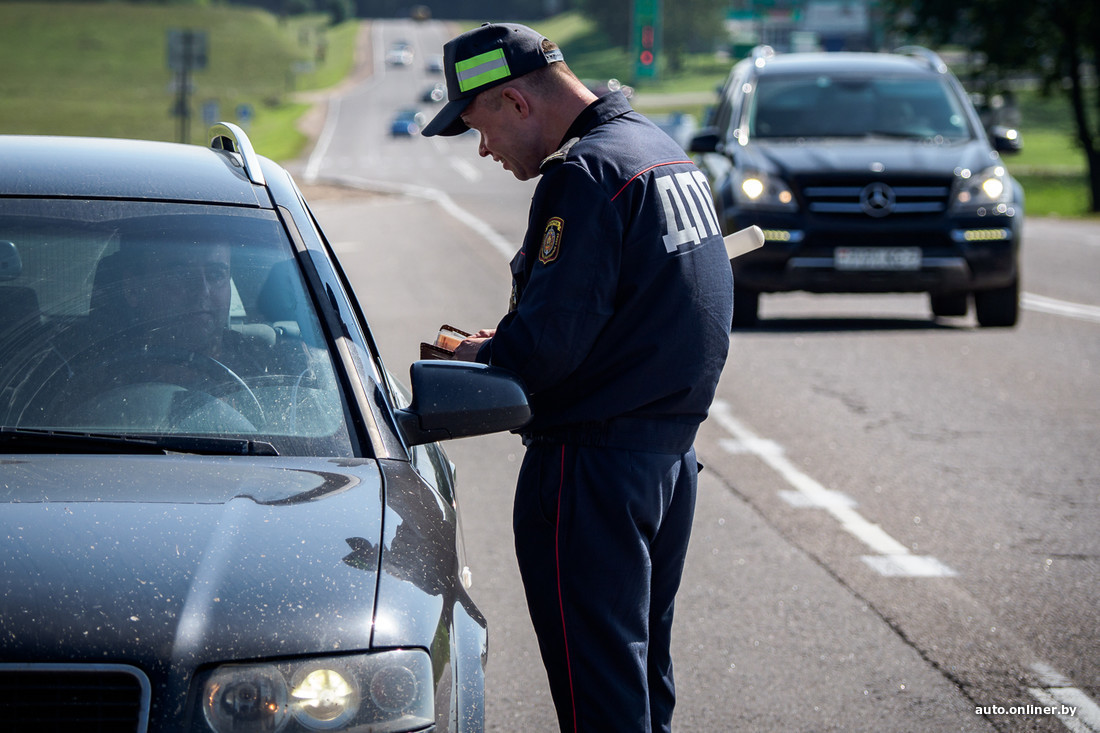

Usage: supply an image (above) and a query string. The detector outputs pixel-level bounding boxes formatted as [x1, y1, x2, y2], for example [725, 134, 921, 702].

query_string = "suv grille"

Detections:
[802, 177, 951, 217]
[0, 664, 151, 733]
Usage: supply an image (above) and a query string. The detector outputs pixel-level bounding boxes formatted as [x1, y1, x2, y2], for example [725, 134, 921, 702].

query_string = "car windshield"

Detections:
[0, 199, 355, 456]
[748, 73, 974, 140]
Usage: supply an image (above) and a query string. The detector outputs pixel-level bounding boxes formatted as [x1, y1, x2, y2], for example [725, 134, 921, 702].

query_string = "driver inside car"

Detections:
[114, 238, 266, 375]
[11, 231, 276, 433]
[63, 233, 276, 431]
[2, 213, 349, 449]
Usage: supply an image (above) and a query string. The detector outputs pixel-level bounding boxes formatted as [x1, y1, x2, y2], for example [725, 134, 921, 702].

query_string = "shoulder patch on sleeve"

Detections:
[539, 217, 564, 265]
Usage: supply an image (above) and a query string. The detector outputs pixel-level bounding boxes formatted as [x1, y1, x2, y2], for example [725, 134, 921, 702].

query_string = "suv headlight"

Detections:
[950, 165, 1015, 213]
[733, 170, 797, 211]
[195, 649, 434, 733]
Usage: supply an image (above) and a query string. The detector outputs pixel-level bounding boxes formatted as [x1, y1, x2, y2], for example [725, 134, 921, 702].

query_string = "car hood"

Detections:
[747, 137, 1001, 178]
[0, 455, 383, 666]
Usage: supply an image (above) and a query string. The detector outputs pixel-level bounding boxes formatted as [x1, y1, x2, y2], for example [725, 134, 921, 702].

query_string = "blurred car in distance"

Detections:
[690, 46, 1023, 327]
[386, 41, 413, 67]
[0, 124, 531, 731]
[421, 82, 447, 103]
[391, 108, 427, 136]
[426, 54, 445, 74]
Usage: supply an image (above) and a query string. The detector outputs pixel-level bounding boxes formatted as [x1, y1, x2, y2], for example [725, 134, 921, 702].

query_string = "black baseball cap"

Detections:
[421, 23, 564, 137]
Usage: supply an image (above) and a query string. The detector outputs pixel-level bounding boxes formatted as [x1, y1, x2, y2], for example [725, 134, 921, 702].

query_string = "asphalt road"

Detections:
[290, 18, 1099, 733]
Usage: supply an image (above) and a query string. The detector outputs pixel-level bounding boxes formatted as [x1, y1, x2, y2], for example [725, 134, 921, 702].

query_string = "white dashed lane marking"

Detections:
[709, 399, 957, 578]
[710, 401, 1100, 731]
[1022, 293, 1100, 324]
[1029, 663, 1100, 733]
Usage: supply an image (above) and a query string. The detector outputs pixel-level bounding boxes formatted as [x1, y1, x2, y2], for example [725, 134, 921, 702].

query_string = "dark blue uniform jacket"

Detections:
[476, 92, 734, 453]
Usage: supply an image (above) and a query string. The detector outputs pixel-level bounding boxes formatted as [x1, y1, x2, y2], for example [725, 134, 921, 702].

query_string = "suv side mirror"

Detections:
[688, 128, 723, 154]
[394, 360, 531, 446]
[989, 125, 1022, 154]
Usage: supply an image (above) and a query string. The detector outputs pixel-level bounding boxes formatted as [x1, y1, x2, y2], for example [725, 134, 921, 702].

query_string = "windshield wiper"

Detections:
[0, 427, 279, 456]
[866, 129, 925, 138]
[866, 130, 964, 141]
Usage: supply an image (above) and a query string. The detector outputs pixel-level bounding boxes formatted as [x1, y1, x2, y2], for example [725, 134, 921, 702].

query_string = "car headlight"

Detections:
[733, 170, 797, 211]
[950, 165, 1015, 212]
[197, 649, 434, 733]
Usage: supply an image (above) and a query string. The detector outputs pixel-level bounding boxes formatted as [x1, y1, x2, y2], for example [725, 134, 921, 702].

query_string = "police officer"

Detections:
[422, 23, 734, 733]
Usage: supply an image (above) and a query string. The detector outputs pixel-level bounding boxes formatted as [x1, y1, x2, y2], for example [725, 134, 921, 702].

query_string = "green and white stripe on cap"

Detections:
[455, 48, 511, 93]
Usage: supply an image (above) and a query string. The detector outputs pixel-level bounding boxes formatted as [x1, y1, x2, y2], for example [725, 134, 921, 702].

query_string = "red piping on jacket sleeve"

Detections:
[610, 160, 693, 202]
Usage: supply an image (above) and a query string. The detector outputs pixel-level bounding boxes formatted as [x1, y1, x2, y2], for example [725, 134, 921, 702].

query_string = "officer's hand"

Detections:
[454, 337, 489, 362]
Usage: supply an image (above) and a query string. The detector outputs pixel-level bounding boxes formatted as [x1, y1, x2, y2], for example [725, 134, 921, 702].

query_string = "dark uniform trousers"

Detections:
[514, 439, 698, 733]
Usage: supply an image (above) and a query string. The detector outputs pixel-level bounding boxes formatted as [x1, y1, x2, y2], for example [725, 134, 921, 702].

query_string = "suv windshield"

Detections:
[748, 74, 973, 140]
[0, 199, 355, 456]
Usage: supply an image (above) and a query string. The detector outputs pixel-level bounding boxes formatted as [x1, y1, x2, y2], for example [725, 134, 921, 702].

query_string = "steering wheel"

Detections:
[24, 345, 266, 431]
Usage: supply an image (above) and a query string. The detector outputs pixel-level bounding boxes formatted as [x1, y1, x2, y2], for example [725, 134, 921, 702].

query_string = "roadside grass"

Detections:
[0, 2, 356, 155]
[1000, 88, 1092, 216]
[1015, 171, 1091, 216]
[1011, 127, 1091, 217]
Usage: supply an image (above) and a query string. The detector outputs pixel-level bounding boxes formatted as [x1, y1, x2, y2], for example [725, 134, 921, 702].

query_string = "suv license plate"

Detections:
[835, 247, 921, 271]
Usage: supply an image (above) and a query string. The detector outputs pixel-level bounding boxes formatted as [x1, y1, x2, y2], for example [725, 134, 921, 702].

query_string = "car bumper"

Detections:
[725, 212, 1020, 294]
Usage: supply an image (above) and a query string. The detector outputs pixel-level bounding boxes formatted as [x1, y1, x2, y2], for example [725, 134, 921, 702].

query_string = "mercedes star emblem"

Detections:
[860, 182, 896, 217]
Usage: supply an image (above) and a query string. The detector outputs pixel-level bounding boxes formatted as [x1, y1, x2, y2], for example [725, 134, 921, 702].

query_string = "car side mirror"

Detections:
[394, 360, 531, 446]
[989, 125, 1022, 154]
[688, 129, 723, 154]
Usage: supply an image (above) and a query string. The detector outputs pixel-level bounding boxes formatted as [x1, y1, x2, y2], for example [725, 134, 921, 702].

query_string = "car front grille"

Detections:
[0, 663, 150, 733]
[801, 177, 951, 217]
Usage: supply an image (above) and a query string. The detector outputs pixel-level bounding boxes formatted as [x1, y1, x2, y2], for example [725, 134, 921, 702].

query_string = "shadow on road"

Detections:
[733, 316, 970, 333]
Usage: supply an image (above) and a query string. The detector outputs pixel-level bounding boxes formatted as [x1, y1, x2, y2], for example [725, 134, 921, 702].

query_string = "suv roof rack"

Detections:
[209, 122, 266, 186]
[894, 45, 948, 74]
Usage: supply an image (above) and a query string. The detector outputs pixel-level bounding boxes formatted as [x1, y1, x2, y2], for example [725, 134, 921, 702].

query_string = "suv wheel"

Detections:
[974, 279, 1019, 328]
[732, 284, 760, 328]
[930, 293, 969, 318]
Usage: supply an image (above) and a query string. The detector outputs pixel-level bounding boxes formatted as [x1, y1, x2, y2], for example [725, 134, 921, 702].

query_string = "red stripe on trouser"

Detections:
[554, 445, 578, 731]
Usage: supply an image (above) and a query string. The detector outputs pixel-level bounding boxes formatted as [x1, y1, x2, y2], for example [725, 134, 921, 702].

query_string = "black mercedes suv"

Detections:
[690, 46, 1024, 327]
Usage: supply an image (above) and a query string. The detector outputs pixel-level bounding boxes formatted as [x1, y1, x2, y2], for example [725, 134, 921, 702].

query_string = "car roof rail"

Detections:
[894, 45, 948, 74]
[750, 44, 776, 65]
[209, 122, 266, 186]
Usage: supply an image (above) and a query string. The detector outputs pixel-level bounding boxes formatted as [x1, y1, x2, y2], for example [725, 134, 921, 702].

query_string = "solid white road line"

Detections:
[710, 399, 957, 577]
[323, 173, 516, 261]
[449, 157, 482, 183]
[304, 96, 341, 183]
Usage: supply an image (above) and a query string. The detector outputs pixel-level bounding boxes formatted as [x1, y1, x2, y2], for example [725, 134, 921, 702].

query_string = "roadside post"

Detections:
[167, 29, 208, 144]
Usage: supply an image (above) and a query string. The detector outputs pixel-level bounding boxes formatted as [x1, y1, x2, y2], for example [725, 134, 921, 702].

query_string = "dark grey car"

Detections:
[0, 125, 530, 731]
